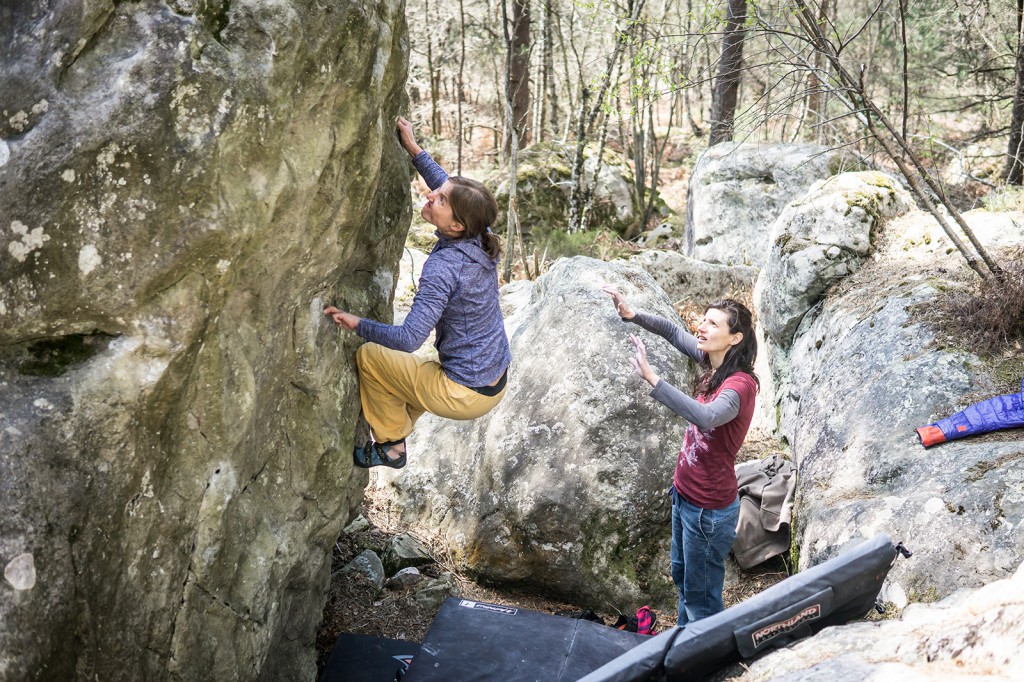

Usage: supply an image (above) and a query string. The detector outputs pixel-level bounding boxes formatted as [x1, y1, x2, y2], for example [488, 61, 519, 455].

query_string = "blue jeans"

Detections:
[670, 488, 739, 627]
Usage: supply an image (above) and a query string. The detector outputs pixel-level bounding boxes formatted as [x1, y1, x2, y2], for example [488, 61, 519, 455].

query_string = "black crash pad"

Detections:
[319, 632, 418, 682]
[403, 598, 647, 681]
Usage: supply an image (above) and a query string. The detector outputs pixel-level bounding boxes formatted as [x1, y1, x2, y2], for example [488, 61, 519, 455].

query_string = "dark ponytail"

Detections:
[448, 176, 502, 260]
[693, 299, 760, 398]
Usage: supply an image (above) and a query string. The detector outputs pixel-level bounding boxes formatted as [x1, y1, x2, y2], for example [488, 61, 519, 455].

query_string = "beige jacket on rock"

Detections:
[732, 454, 797, 569]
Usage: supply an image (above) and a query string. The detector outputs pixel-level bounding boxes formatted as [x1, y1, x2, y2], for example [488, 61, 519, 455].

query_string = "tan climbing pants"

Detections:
[356, 342, 506, 443]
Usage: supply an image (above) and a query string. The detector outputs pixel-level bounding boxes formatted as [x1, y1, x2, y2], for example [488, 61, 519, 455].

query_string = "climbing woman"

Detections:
[603, 285, 758, 627]
[325, 118, 511, 470]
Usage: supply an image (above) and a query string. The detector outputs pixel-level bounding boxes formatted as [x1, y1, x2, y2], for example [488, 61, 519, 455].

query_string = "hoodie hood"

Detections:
[434, 231, 499, 268]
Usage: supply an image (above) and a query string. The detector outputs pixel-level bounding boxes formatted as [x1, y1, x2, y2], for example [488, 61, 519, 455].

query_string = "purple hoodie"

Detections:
[355, 152, 512, 388]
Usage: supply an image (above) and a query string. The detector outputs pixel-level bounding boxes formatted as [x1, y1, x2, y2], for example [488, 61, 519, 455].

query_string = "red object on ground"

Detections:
[915, 425, 947, 447]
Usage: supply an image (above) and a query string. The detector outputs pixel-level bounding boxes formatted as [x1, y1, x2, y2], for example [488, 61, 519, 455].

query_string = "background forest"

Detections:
[401, 0, 1024, 280]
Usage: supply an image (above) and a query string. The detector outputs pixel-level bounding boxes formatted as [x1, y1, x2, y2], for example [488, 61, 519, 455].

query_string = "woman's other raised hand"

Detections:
[628, 334, 660, 387]
[601, 284, 635, 320]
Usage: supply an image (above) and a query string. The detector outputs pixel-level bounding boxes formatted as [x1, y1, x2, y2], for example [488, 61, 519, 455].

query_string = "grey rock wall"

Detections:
[0, 1, 409, 680]
[756, 203, 1024, 605]
[685, 142, 863, 267]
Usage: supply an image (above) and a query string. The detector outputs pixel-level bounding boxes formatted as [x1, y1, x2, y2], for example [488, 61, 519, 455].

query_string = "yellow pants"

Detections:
[356, 342, 506, 443]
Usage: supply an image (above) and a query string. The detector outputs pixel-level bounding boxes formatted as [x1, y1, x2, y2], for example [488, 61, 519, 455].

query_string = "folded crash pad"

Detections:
[579, 533, 903, 682]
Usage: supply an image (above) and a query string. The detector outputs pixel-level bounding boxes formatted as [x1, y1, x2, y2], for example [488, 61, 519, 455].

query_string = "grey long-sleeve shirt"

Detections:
[628, 310, 740, 432]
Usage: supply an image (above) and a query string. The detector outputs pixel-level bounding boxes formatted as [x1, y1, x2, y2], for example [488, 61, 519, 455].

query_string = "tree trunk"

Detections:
[805, 0, 831, 142]
[709, 0, 748, 146]
[507, 0, 531, 153]
[425, 0, 441, 135]
[502, 0, 530, 280]
[1005, 0, 1024, 185]
[456, 0, 467, 173]
[543, 0, 558, 139]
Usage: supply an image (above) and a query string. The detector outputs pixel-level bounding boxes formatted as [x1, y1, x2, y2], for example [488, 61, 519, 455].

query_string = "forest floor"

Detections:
[315, 430, 790, 674]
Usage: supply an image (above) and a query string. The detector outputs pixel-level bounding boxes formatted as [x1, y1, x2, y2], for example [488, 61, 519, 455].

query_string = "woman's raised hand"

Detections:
[628, 334, 660, 387]
[601, 284, 635, 320]
[396, 117, 423, 157]
[324, 306, 361, 331]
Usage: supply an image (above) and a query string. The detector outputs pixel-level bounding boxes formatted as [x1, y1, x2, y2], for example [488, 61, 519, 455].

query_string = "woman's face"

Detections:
[421, 181, 464, 238]
[696, 308, 743, 355]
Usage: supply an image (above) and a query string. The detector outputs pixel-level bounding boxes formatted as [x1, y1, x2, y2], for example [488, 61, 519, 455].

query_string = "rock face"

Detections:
[0, 2, 408, 680]
[757, 204, 1024, 605]
[626, 249, 757, 308]
[685, 143, 863, 267]
[368, 257, 698, 610]
[755, 172, 913, 346]
[735, 560, 1024, 681]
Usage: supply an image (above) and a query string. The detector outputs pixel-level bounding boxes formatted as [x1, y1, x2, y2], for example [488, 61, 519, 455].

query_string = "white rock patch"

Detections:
[4, 553, 36, 591]
[7, 220, 51, 262]
[79, 244, 102, 275]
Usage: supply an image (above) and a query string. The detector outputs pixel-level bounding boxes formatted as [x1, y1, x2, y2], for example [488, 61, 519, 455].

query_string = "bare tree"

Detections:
[1006, 0, 1024, 184]
[567, 0, 646, 233]
[709, 0, 749, 145]
[502, 0, 531, 281]
[457, 0, 467, 172]
[766, 0, 1003, 279]
[424, 0, 442, 135]
[802, 0, 831, 142]
[507, 0, 532, 153]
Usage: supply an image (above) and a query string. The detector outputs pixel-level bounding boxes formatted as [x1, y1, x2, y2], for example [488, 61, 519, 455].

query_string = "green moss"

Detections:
[18, 333, 113, 377]
[905, 580, 941, 604]
[992, 490, 1005, 530]
[965, 451, 1024, 483]
[827, 153, 868, 176]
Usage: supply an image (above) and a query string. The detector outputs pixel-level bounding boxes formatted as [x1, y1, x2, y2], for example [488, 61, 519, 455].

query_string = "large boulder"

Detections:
[368, 257, 697, 609]
[0, 2, 409, 680]
[755, 172, 913, 347]
[626, 249, 757, 308]
[685, 142, 863, 267]
[760, 208, 1024, 604]
[732, 560, 1024, 681]
[492, 142, 640, 237]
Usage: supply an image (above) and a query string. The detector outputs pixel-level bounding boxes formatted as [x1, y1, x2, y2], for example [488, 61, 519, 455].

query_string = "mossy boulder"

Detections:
[491, 142, 641, 239]
[754, 204, 1024, 613]
[754, 171, 913, 347]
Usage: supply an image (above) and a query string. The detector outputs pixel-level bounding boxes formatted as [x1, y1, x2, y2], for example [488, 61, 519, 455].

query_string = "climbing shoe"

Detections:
[353, 440, 407, 469]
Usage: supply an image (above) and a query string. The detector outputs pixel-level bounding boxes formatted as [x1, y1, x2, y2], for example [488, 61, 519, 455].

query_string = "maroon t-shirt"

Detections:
[674, 372, 758, 510]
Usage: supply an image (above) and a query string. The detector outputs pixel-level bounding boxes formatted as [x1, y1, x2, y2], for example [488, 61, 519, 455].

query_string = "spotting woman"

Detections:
[603, 285, 758, 626]
[325, 118, 511, 470]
